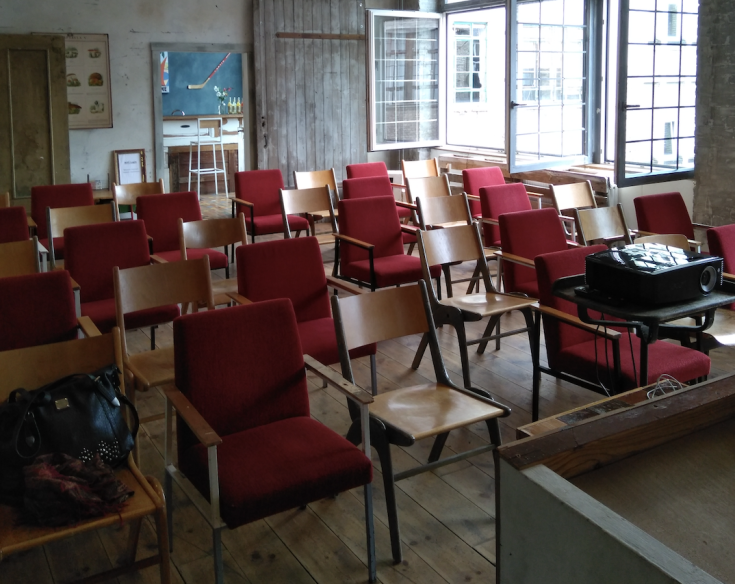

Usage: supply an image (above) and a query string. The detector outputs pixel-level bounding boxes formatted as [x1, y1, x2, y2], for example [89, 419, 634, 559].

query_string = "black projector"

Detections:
[584, 243, 723, 306]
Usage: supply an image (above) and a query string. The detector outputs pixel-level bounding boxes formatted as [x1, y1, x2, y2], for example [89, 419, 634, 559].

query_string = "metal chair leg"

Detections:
[213, 527, 224, 584]
[374, 430, 402, 564]
[370, 353, 378, 395]
[165, 471, 174, 552]
[364, 483, 377, 582]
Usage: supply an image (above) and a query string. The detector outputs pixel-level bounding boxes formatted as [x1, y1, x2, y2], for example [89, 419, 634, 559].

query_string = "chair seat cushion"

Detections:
[343, 255, 440, 288]
[155, 247, 228, 269]
[82, 298, 180, 334]
[298, 317, 376, 366]
[396, 205, 412, 220]
[240, 212, 309, 236]
[553, 335, 710, 390]
[181, 416, 372, 528]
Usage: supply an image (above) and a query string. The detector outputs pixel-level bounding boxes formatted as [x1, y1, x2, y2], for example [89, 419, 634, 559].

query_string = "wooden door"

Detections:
[0, 34, 71, 201]
[254, 0, 367, 184]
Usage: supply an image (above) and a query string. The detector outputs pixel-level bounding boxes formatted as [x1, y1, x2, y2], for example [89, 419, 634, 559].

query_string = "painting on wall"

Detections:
[66, 33, 112, 129]
[161, 52, 169, 93]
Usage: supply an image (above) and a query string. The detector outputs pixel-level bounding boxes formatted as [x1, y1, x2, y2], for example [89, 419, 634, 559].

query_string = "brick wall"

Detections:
[693, 0, 735, 225]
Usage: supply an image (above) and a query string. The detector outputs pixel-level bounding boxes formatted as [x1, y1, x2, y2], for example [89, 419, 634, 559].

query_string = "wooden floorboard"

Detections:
[4, 193, 735, 584]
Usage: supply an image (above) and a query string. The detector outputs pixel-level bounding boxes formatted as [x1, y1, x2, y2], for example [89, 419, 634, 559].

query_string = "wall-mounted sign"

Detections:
[66, 33, 112, 129]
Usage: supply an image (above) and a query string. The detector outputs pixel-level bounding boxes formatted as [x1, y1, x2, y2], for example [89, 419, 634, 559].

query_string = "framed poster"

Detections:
[114, 149, 146, 185]
[65, 33, 112, 129]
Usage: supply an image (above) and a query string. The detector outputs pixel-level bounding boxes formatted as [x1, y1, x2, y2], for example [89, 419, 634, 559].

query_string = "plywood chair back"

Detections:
[179, 214, 247, 257]
[112, 178, 165, 219]
[416, 192, 472, 230]
[419, 222, 489, 277]
[635, 233, 691, 250]
[406, 174, 451, 205]
[0, 329, 171, 584]
[0, 192, 10, 208]
[48, 203, 116, 268]
[293, 168, 338, 192]
[0, 237, 41, 277]
[280, 185, 337, 238]
[550, 180, 597, 215]
[401, 157, 440, 180]
[574, 204, 633, 247]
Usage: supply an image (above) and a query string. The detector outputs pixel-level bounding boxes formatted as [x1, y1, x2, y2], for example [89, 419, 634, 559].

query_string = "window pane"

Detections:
[656, 6, 681, 43]
[541, 0, 564, 25]
[627, 77, 654, 109]
[628, 10, 655, 44]
[626, 141, 653, 172]
[540, 106, 563, 131]
[563, 130, 584, 155]
[654, 45, 680, 76]
[628, 44, 654, 77]
[518, 2, 540, 24]
[517, 106, 539, 133]
[626, 109, 653, 142]
[681, 14, 698, 43]
[678, 106, 695, 136]
[679, 79, 696, 106]
[564, 0, 585, 25]
[631, 0, 656, 10]
[653, 79, 680, 107]
[653, 108, 676, 139]
[680, 45, 697, 75]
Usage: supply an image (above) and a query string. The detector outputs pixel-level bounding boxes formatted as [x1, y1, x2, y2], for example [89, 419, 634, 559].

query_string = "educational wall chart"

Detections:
[65, 33, 112, 129]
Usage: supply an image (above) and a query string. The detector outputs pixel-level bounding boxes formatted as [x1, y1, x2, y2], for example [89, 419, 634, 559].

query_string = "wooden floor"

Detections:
[4, 193, 735, 584]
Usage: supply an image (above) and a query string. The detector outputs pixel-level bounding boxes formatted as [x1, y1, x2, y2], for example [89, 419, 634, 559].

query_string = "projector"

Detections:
[584, 243, 723, 306]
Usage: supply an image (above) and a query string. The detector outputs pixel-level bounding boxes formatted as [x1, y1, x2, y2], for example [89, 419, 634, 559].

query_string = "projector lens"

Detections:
[700, 266, 717, 293]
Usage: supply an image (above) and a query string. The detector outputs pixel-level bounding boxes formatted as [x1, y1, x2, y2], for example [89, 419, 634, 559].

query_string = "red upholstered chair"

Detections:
[480, 183, 533, 249]
[0, 206, 30, 244]
[335, 195, 441, 292]
[532, 245, 711, 421]
[64, 220, 179, 342]
[235, 236, 379, 392]
[30, 182, 94, 259]
[166, 299, 376, 583]
[462, 166, 506, 218]
[345, 161, 408, 205]
[633, 192, 712, 251]
[498, 207, 574, 298]
[135, 191, 227, 271]
[231, 169, 309, 243]
[0, 270, 99, 352]
[707, 224, 735, 310]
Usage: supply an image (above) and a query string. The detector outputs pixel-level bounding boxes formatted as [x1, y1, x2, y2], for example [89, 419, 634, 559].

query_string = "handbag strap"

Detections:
[9, 390, 44, 461]
[87, 369, 140, 442]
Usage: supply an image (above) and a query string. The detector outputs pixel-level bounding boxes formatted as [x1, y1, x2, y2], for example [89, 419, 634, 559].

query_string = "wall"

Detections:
[0, 0, 251, 186]
[693, 0, 735, 227]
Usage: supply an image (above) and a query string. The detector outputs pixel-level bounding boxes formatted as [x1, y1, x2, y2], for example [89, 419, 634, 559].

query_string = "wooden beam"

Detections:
[276, 32, 365, 41]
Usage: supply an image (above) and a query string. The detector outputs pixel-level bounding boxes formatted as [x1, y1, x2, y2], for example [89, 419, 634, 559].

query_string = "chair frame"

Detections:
[550, 180, 597, 240]
[47, 203, 116, 269]
[280, 185, 338, 240]
[0, 191, 10, 208]
[188, 117, 229, 199]
[401, 157, 441, 180]
[112, 178, 165, 220]
[0, 329, 171, 584]
[332, 281, 511, 564]
[573, 203, 634, 247]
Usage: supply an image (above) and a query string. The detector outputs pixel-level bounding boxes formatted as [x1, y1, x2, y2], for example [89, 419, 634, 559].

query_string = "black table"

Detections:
[552, 274, 735, 386]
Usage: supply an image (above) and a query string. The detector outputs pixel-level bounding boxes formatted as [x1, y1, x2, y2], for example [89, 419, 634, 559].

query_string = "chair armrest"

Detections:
[150, 254, 168, 264]
[233, 198, 254, 208]
[565, 240, 580, 247]
[401, 224, 419, 235]
[396, 201, 417, 210]
[494, 250, 535, 268]
[304, 355, 373, 406]
[692, 222, 714, 230]
[724, 272, 735, 282]
[27, 216, 37, 228]
[70, 275, 80, 292]
[527, 192, 544, 200]
[334, 233, 374, 250]
[77, 316, 101, 338]
[164, 386, 223, 448]
[226, 292, 253, 305]
[481, 217, 499, 227]
[538, 305, 622, 340]
[390, 182, 406, 190]
[325, 275, 367, 295]
[465, 193, 480, 202]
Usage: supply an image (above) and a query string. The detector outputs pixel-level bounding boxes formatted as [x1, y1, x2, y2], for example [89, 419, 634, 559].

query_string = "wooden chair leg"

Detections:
[477, 315, 502, 354]
[123, 517, 143, 565]
[411, 333, 430, 370]
[428, 432, 449, 463]
[442, 264, 453, 298]
[165, 471, 174, 552]
[531, 311, 542, 421]
[148, 477, 173, 584]
[150, 325, 157, 350]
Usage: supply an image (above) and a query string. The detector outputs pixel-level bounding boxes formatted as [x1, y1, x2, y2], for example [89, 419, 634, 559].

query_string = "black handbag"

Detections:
[0, 364, 139, 470]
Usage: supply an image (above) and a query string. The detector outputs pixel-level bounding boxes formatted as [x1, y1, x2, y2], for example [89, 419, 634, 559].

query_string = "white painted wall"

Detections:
[0, 0, 252, 185]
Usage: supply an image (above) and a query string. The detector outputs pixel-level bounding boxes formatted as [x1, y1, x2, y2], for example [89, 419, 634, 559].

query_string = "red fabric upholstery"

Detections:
[480, 183, 532, 247]
[633, 192, 695, 240]
[0, 271, 78, 351]
[337, 196, 440, 287]
[345, 161, 389, 179]
[707, 224, 735, 309]
[236, 237, 375, 364]
[535, 246, 710, 389]
[135, 192, 202, 253]
[30, 183, 94, 240]
[343, 176, 411, 220]
[64, 220, 179, 333]
[500, 207, 569, 298]
[39, 236, 65, 260]
[174, 299, 372, 528]
[462, 166, 505, 217]
[233, 169, 309, 236]
[0, 207, 29, 243]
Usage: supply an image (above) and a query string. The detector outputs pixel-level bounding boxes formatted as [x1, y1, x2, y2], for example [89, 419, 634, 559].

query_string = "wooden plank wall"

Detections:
[254, 0, 367, 185]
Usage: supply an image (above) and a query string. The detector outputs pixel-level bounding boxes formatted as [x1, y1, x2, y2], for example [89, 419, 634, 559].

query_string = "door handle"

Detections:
[510, 101, 530, 108]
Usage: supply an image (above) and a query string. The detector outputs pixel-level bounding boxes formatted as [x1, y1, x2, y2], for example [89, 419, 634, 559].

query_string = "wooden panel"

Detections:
[0, 35, 70, 199]
[255, 0, 366, 184]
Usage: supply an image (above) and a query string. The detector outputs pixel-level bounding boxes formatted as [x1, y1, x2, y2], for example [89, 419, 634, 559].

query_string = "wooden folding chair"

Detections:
[47, 203, 116, 269]
[112, 178, 165, 220]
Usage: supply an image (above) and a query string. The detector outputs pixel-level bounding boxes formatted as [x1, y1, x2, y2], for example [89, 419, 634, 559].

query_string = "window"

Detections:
[453, 22, 486, 104]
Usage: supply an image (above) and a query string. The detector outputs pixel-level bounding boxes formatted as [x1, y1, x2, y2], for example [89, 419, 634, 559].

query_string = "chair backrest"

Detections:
[0, 329, 124, 404]
[0, 237, 41, 277]
[337, 196, 405, 266]
[534, 245, 608, 360]
[634, 233, 690, 249]
[480, 183, 533, 248]
[0, 192, 10, 208]
[633, 192, 694, 240]
[195, 117, 224, 142]
[293, 168, 338, 192]
[179, 214, 248, 258]
[499, 207, 569, 294]
[114, 257, 214, 356]
[31, 183, 94, 240]
[174, 299, 309, 446]
[416, 193, 472, 229]
[47, 203, 116, 268]
[280, 186, 337, 237]
[707, 224, 735, 274]
[462, 166, 505, 197]
[550, 181, 597, 215]
[234, 169, 285, 217]
[112, 178, 165, 217]
[406, 175, 451, 204]
[574, 204, 633, 247]
[236, 236, 331, 323]
[0, 270, 78, 352]
[401, 158, 440, 179]
[345, 161, 389, 179]
[342, 176, 395, 201]
[65, 220, 151, 304]
[136, 191, 202, 253]
[0, 206, 30, 244]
